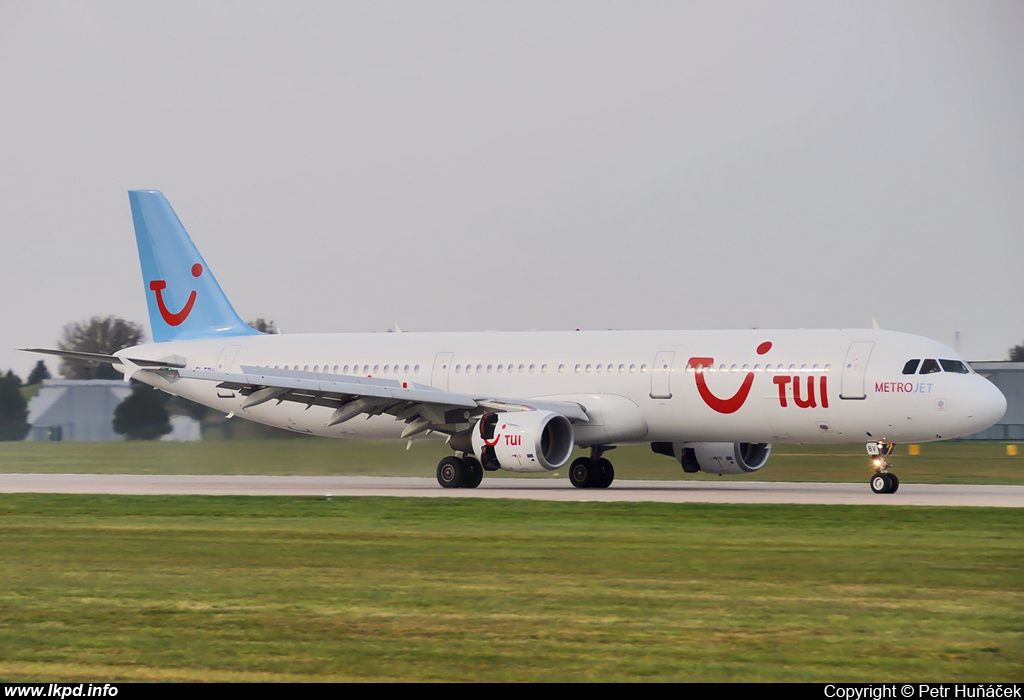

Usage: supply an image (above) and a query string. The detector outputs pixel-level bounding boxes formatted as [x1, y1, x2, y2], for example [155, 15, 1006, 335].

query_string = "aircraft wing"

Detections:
[23, 349, 587, 434]
[166, 364, 590, 436]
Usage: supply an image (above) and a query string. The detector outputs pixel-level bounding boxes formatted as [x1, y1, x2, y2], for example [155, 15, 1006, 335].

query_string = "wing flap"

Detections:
[144, 363, 590, 430]
[178, 366, 480, 408]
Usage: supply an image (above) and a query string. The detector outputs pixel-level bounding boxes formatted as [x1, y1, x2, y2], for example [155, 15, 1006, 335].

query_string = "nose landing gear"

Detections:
[866, 442, 900, 494]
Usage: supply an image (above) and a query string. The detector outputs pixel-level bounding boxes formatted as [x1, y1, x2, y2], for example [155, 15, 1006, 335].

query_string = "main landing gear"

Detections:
[866, 442, 900, 494]
[568, 447, 615, 489]
[436, 454, 483, 489]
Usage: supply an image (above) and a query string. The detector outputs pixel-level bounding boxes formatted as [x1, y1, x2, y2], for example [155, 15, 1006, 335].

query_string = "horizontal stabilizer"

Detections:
[21, 348, 186, 368]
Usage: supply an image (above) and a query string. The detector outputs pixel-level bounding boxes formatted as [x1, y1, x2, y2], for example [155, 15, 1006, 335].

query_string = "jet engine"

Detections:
[651, 441, 772, 475]
[471, 410, 574, 473]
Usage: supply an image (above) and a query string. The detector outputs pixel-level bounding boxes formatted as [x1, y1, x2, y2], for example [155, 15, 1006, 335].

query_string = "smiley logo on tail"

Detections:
[687, 341, 772, 414]
[149, 263, 203, 326]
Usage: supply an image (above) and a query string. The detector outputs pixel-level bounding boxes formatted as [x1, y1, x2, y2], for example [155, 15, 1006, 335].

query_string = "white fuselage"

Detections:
[123, 328, 1006, 446]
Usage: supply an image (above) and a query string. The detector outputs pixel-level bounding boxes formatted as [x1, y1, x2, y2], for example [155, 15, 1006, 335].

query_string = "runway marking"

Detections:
[0, 475, 1020, 507]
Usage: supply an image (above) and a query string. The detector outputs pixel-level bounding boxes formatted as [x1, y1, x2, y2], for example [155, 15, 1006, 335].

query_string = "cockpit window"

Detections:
[939, 359, 970, 374]
[919, 359, 941, 374]
[902, 359, 920, 375]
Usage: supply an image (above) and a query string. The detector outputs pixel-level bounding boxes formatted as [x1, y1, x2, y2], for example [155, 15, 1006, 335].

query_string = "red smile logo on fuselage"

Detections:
[687, 341, 772, 414]
[150, 263, 203, 326]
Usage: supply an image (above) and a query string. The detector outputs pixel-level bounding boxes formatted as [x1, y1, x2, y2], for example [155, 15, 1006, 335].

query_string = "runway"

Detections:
[0, 474, 1021, 507]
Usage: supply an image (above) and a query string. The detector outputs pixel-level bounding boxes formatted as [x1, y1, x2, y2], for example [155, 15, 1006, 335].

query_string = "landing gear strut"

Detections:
[436, 454, 483, 489]
[569, 447, 615, 489]
[866, 442, 900, 494]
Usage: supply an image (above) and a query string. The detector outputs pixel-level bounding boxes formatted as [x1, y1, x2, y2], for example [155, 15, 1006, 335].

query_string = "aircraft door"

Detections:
[431, 352, 454, 391]
[839, 341, 875, 400]
[216, 345, 240, 373]
[650, 351, 675, 399]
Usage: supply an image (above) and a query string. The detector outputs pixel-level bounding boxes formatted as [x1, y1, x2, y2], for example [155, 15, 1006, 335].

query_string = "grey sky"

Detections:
[2, 1, 1022, 379]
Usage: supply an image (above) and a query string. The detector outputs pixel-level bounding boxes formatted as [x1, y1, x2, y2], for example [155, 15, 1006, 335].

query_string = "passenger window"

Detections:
[939, 359, 970, 374]
[919, 359, 941, 374]
[902, 359, 920, 375]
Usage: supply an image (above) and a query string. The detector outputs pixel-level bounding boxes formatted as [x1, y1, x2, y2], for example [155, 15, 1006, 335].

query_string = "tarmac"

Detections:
[1, 474, 1021, 507]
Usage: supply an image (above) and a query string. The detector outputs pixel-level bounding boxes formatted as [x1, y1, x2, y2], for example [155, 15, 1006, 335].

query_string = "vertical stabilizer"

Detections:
[129, 190, 259, 343]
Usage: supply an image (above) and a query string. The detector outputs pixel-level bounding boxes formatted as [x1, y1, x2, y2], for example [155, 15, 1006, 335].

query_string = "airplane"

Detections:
[26, 190, 1007, 494]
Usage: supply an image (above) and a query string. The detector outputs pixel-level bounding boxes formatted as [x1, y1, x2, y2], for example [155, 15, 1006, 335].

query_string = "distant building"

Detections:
[26, 379, 133, 442]
[163, 414, 202, 442]
[25, 379, 199, 442]
[967, 362, 1024, 440]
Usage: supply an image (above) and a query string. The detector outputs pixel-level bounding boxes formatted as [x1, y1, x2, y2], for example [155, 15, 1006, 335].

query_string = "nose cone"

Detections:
[971, 377, 1007, 432]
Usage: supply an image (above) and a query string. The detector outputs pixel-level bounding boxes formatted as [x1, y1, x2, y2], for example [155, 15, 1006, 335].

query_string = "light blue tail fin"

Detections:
[129, 190, 260, 343]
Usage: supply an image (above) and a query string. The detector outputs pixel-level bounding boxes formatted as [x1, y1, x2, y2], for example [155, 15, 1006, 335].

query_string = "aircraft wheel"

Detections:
[569, 457, 594, 488]
[462, 457, 483, 489]
[595, 458, 615, 489]
[437, 456, 465, 488]
[887, 473, 899, 494]
[870, 473, 889, 494]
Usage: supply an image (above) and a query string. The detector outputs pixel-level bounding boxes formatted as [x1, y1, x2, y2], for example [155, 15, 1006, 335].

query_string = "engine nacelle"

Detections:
[652, 441, 772, 475]
[471, 411, 574, 473]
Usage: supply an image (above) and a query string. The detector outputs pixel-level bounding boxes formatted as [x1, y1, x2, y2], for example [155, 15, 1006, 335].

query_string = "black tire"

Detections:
[888, 473, 899, 494]
[437, 456, 465, 488]
[569, 457, 594, 488]
[870, 473, 888, 494]
[462, 457, 483, 489]
[595, 458, 615, 488]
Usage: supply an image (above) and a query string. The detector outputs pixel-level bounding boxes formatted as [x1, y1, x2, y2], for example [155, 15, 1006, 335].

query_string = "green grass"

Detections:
[0, 439, 1020, 484]
[0, 495, 1019, 681]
